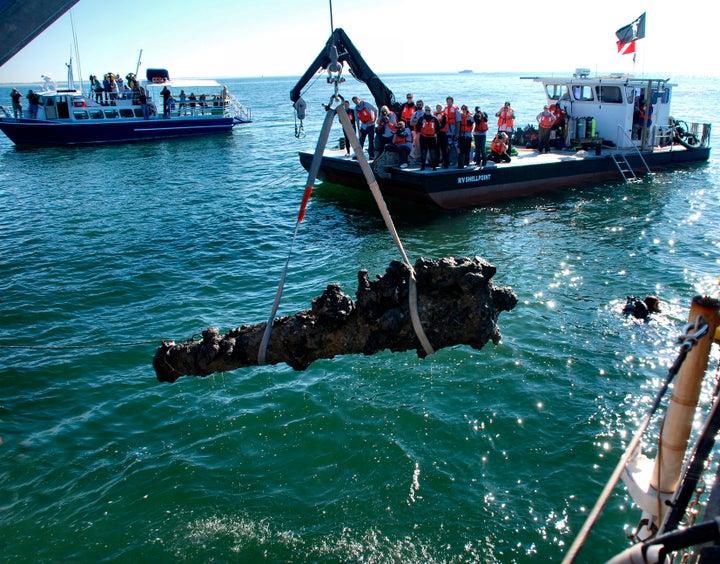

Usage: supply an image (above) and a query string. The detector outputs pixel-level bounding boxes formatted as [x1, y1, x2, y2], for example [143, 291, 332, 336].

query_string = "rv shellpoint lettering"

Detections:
[458, 173, 491, 184]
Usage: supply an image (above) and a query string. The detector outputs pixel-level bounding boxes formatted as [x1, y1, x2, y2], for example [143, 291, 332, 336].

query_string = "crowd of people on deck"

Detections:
[340, 93, 567, 169]
[5, 73, 230, 121]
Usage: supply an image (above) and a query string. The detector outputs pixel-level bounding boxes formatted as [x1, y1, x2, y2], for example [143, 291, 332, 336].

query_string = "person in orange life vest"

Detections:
[401, 93, 416, 124]
[444, 96, 461, 165]
[457, 105, 474, 168]
[495, 101, 515, 151]
[383, 120, 413, 168]
[550, 103, 566, 146]
[488, 132, 511, 163]
[352, 96, 377, 159]
[340, 100, 357, 156]
[472, 106, 489, 166]
[639, 103, 653, 126]
[536, 105, 556, 153]
[375, 105, 398, 155]
[444, 96, 461, 138]
[434, 104, 450, 168]
[633, 101, 653, 139]
[415, 106, 441, 170]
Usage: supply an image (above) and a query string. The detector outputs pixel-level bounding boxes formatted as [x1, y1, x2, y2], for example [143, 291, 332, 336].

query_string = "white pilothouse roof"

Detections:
[522, 68, 676, 87]
[144, 78, 224, 89]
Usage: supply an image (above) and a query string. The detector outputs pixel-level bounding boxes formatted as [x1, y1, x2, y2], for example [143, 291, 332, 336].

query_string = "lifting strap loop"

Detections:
[259, 101, 434, 365]
[335, 104, 434, 357]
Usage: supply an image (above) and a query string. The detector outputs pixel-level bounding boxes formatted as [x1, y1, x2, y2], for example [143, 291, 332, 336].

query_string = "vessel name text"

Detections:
[457, 174, 491, 184]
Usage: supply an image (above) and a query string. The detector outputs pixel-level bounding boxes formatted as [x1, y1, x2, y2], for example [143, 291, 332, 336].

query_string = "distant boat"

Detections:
[0, 66, 252, 146]
[458, 69, 473, 74]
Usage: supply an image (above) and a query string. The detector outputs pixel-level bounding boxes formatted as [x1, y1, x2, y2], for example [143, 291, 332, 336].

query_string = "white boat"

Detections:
[0, 67, 252, 146]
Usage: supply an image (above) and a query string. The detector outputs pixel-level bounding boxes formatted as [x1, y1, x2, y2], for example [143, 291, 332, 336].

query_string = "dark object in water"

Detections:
[623, 295, 661, 320]
[153, 256, 518, 382]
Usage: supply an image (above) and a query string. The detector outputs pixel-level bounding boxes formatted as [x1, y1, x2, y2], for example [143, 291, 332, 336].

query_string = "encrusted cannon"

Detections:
[153, 256, 518, 383]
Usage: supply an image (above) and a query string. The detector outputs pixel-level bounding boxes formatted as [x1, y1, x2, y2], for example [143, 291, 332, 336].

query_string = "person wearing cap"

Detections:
[495, 101, 515, 152]
[472, 107, 489, 166]
[488, 132, 511, 163]
[536, 104, 556, 153]
[415, 106, 441, 170]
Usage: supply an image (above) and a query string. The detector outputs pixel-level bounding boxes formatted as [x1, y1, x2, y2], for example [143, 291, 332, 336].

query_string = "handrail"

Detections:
[616, 124, 651, 173]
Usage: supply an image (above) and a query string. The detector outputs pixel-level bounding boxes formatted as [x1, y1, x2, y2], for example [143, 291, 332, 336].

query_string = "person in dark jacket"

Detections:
[11, 88, 22, 118]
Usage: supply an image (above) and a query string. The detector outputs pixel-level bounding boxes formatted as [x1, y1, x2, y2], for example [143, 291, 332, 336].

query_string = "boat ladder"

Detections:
[613, 125, 653, 182]
[611, 153, 638, 182]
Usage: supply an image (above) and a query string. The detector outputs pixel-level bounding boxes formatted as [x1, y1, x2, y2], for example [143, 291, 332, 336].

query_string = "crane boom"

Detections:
[290, 28, 399, 114]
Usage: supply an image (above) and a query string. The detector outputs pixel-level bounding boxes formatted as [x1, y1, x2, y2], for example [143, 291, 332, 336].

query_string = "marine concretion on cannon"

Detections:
[153, 256, 518, 383]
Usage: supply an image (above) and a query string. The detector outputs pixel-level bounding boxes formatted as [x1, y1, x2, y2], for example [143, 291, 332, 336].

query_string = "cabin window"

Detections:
[73, 110, 89, 120]
[544, 84, 565, 101]
[595, 86, 623, 103]
[651, 89, 670, 104]
[133, 109, 143, 118]
[43, 97, 55, 107]
[119, 109, 135, 118]
[572, 85, 594, 101]
[104, 109, 119, 118]
[89, 110, 104, 119]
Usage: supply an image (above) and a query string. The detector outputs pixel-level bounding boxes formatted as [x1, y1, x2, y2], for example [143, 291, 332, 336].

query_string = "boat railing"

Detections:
[226, 96, 252, 122]
[688, 121, 712, 148]
[661, 120, 711, 150]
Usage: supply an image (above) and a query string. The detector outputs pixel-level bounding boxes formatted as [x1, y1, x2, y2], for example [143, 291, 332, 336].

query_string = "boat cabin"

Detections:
[529, 69, 675, 150]
[25, 68, 235, 123]
[37, 90, 144, 121]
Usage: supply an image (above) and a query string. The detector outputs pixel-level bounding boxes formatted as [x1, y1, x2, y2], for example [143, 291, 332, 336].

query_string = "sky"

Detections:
[0, 0, 717, 84]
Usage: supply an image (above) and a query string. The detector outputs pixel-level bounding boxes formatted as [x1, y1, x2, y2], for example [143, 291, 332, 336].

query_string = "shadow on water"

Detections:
[312, 180, 448, 225]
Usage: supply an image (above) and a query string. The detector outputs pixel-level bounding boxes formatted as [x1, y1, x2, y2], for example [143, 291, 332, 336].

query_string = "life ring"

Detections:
[73, 100, 86, 108]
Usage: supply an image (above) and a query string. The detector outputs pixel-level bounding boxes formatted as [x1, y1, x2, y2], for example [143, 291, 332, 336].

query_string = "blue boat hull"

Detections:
[0, 116, 234, 146]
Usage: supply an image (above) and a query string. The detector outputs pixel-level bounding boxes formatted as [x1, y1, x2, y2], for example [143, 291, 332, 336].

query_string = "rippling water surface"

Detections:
[1, 72, 720, 562]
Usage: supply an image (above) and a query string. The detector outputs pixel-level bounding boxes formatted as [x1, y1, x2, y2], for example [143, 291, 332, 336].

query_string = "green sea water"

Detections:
[1, 72, 720, 562]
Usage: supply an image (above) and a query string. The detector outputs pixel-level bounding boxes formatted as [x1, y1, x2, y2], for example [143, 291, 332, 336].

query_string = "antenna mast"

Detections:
[135, 49, 143, 78]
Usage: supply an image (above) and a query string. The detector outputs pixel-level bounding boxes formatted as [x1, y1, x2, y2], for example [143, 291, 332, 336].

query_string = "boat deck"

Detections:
[327, 144, 685, 173]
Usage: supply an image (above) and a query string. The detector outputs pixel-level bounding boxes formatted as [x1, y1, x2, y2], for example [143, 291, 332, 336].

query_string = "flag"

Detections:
[616, 12, 646, 54]
[616, 40, 636, 56]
